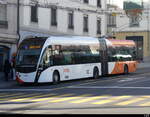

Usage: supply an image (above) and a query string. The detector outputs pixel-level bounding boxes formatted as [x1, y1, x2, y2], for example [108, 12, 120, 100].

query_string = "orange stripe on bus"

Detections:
[111, 61, 138, 75]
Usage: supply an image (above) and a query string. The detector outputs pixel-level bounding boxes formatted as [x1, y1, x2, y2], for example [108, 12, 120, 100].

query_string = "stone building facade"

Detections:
[0, 0, 18, 71]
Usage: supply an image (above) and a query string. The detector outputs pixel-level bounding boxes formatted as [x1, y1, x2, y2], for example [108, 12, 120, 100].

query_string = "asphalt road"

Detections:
[0, 68, 150, 114]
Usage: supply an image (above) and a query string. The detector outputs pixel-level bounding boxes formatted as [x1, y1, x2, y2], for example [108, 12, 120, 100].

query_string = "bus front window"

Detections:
[17, 49, 41, 66]
[16, 37, 47, 73]
[16, 38, 46, 67]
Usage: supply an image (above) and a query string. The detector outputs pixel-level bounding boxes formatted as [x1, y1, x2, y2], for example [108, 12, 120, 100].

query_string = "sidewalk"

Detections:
[137, 61, 150, 69]
[0, 72, 16, 88]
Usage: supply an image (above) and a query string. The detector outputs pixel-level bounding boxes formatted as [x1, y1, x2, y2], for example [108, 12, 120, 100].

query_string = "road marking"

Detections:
[0, 93, 8, 96]
[92, 96, 131, 105]
[10, 93, 55, 102]
[115, 96, 150, 106]
[49, 94, 91, 103]
[139, 102, 150, 106]
[67, 86, 150, 90]
[69, 95, 110, 104]
[47, 94, 76, 102]
[1, 86, 150, 93]
[68, 77, 120, 87]
[0, 93, 25, 100]
[0, 93, 42, 101]
[117, 77, 144, 83]
[117, 78, 150, 87]
[31, 94, 74, 102]
[0, 89, 59, 92]
[0, 93, 23, 98]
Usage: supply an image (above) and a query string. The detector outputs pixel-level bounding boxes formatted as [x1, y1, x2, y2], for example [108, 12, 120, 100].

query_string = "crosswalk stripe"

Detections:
[31, 94, 61, 102]
[0, 93, 23, 98]
[0, 93, 43, 101]
[2, 92, 150, 107]
[92, 96, 132, 105]
[0, 93, 25, 100]
[47, 94, 75, 103]
[69, 95, 110, 104]
[10, 93, 55, 102]
[139, 102, 150, 106]
[31, 94, 67, 102]
[49, 94, 92, 103]
[0, 93, 8, 96]
[115, 96, 150, 106]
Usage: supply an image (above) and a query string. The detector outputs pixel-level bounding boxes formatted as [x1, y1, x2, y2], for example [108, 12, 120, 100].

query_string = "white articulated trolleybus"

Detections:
[16, 36, 138, 84]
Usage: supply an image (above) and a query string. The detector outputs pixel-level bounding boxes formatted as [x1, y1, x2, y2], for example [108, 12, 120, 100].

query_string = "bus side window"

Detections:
[40, 48, 52, 69]
[108, 47, 117, 62]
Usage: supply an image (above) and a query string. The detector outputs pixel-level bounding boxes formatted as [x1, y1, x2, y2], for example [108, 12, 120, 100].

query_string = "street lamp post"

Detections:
[148, 0, 150, 57]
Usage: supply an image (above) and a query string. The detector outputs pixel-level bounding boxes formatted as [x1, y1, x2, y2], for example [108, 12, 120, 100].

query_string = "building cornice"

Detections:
[0, 33, 18, 39]
[20, 26, 80, 36]
[0, 38, 17, 44]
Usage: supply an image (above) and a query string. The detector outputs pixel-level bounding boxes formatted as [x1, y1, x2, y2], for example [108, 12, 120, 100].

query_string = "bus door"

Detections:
[99, 39, 108, 76]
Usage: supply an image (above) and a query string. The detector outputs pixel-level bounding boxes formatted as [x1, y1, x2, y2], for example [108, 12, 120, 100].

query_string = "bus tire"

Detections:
[124, 65, 129, 74]
[93, 67, 99, 79]
[52, 71, 60, 85]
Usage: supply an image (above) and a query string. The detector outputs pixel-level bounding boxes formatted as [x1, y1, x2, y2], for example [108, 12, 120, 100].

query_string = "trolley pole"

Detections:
[147, 0, 150, 57]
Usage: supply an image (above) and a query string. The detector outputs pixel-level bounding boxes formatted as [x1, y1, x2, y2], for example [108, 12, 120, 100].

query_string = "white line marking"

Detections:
[117, 77, 145, 83]
[117, 78, 150, 87]
[67, 86, 150, 90]
[1, 86, 150, 92]
[0, 89, 58, 92]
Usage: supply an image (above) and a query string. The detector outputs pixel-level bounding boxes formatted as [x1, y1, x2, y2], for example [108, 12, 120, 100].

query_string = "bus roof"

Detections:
[45, 36, 100, 46]
[107, 39, 136, 46]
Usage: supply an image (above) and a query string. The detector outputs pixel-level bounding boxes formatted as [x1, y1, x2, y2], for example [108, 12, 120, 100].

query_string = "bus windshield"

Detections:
[16, 37, 47, 66]
[17, 49, 41, 66]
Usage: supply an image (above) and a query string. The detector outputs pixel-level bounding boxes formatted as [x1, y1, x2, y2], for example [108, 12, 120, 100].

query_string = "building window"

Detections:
[107, 14, 116, 27]
[31, 5, 38, 23]
[0, 4, 8, 28]
[97, 0, 101, 8]
[129, 16, 140, 27]
[83, 15, 88, 32]
[68, 12, 74, 29]
[51, 7, 57, 26]
[83, 0, 89, 4]
[97, 18, 101, 34]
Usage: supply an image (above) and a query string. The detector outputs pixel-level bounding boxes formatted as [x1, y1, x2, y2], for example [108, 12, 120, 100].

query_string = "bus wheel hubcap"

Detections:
[54, 75, 58, 81]
[53, 73, 59, 83]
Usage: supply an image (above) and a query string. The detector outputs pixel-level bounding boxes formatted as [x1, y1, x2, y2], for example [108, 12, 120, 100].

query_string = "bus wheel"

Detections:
[93, 67, 99, 79]
[52, 71, 60, 84]
[124, 65, 129, 74]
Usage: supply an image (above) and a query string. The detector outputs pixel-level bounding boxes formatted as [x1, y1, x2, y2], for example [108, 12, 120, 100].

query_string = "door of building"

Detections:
[0, 46, 10, 71]
[0, 54, 4, 71]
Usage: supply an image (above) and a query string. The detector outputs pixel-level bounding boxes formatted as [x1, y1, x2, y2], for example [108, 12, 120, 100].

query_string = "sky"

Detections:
[109, 0, 149, 8]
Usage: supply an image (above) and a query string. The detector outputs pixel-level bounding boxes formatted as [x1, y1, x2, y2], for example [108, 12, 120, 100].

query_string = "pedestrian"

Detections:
[11, 55, 16, 80]
[3, 59, 12, 81]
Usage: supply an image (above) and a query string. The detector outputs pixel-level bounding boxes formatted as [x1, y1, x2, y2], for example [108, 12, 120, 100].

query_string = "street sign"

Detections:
[123, 0, 143, 11]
